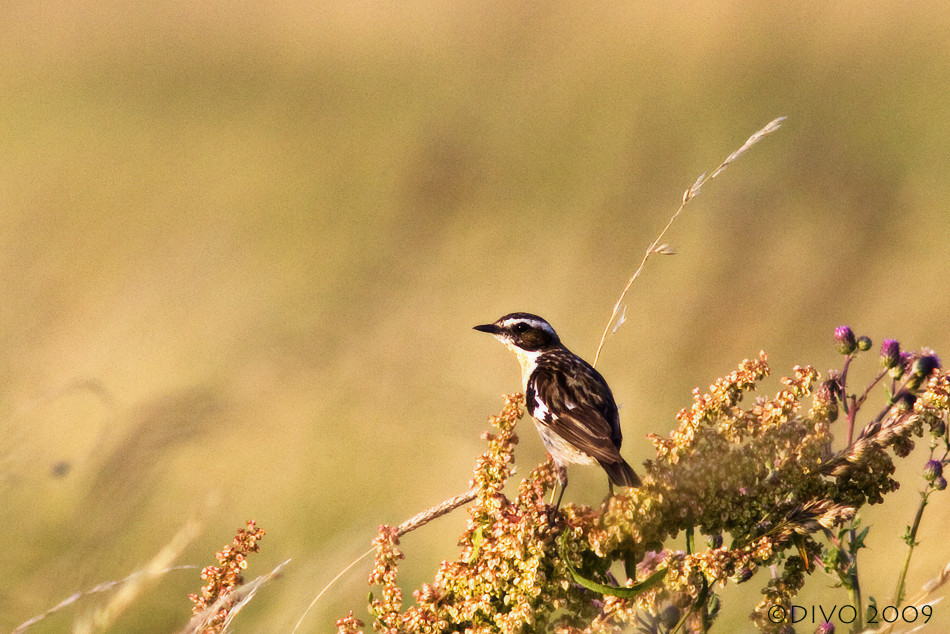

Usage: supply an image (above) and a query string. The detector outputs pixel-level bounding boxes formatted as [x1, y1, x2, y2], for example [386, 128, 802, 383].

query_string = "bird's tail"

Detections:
[601, 459, 641, 488]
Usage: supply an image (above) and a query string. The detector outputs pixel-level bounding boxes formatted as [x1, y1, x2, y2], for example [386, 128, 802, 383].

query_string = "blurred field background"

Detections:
[3, 1, 950, 631]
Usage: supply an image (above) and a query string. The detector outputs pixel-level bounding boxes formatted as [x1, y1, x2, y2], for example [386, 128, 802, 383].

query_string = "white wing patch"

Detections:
[532, 392, 552, 423]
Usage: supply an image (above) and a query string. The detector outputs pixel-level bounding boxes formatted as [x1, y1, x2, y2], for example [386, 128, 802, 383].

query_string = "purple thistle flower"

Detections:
[891, 352, 914, 380]
[834, 326, 857, 355]
[914, 354, 942, 378]
[880, 339, 900, 369]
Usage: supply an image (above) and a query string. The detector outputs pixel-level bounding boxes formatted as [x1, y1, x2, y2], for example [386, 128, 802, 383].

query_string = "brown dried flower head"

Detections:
[188, 520, 265, 634]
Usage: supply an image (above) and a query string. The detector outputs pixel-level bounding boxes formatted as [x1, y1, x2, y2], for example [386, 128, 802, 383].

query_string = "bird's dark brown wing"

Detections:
[525, 353, 625, 464]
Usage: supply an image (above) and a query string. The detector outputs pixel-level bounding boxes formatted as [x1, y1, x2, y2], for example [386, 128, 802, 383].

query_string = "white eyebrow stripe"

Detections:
[500, 317, 555, 334]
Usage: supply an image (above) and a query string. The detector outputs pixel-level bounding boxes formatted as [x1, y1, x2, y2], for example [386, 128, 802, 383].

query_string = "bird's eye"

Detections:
[513, 323, 528, 334]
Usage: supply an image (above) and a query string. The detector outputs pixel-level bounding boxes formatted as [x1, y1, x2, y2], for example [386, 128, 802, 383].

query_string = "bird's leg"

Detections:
[548, 465, 568, 525]
[553, 481, 567, 512]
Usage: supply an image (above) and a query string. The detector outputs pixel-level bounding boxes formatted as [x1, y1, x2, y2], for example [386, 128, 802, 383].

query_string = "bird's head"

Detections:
[473, 313, 561, 352]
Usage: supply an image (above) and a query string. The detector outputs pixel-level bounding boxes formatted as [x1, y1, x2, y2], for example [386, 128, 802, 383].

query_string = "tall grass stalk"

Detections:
[592, 116, 787, 367]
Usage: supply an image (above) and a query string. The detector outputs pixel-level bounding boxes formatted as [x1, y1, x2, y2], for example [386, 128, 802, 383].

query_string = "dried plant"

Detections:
[337, 331, 949, 633]
[187, 520, 266, 634]
[181, 557, 289, 634]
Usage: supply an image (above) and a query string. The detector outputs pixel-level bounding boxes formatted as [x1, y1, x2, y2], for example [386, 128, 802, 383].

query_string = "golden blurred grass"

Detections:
[3, 1, 950, 631]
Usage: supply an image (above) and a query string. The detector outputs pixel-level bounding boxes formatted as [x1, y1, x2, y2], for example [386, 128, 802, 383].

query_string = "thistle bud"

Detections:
[913, 354, 941, 378]
[924, 459, 943, 482]
[659, 605, 681, 629]
[736, 567, 754, 583]
[895, 391, 917, 411]
[707, 534, 723, 549]
[891, 352, 913, 381]
[907, 354, 941, 390]
[857, 336, 872, 352]
[816, 622, 835, 634]
[834, 326, 857, 355]
[934, 476, 947, 491]
[880, 339, 900, 369]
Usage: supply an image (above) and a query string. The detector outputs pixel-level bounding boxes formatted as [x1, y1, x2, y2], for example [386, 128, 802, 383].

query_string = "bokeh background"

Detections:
[3, 2, 950, 631]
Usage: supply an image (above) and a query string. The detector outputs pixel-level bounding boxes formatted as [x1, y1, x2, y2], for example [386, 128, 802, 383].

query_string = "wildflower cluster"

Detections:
[188, 520, 265, 633]
[351, 395, 584, 632]
[342, 331, 949, 633]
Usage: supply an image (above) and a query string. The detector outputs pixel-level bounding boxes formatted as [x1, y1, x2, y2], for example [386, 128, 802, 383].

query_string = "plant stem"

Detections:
[592, 200, 687, 368]
[847, 526, 864, 633]
[852, 368, 889, 411]
[892, 490, 931, 607]
[591, 117, 786, 367]
[839, 355, 856, 445]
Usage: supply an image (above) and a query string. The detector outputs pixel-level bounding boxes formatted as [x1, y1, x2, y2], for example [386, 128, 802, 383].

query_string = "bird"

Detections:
[473, 312, 640, 512]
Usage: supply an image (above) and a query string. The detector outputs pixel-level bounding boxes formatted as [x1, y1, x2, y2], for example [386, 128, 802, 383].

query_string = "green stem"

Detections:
[852, 367, 889, 411]
[847, 534, 863, 633]
[845, 401, 858, 448]
[840, 355, 857, 444]
[892, 490, 930, 606]
[676, 525, 710, 634]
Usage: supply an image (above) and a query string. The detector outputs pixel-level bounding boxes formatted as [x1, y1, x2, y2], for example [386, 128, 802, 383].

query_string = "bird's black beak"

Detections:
[473, 323, 500, 335]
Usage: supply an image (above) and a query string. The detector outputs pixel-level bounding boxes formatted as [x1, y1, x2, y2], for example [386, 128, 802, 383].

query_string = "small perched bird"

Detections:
[474, 313, 640, 511]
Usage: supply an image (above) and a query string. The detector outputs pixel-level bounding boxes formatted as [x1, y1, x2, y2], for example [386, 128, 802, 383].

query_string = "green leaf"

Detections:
[558, 532, 667, 598]
[901, 526, 918, 547]
[850, 525, 871, 552]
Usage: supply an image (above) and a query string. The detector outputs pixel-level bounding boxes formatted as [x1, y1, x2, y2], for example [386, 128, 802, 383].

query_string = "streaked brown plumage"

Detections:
[474, 313, 639, 511]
